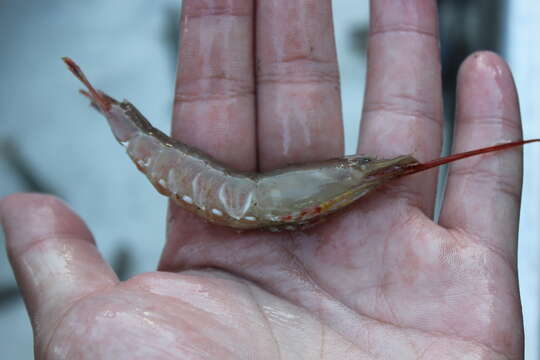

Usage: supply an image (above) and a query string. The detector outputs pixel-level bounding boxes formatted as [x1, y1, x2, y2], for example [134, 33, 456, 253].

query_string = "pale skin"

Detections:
[0, 0, 524, 359]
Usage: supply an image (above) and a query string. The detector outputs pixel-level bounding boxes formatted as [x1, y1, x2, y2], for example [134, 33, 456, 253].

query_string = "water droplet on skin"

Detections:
[103, 310, 116, 318]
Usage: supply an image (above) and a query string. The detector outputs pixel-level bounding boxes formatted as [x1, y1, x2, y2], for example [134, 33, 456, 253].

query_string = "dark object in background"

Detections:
[438, 0, 505, 138]
[0, 286, 20, 308]
[163, 3, 181, 73]
[0, 140, 59, 196]
[112, 244, 134, 281]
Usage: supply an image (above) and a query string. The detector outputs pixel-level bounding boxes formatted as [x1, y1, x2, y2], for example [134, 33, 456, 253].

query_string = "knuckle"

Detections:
[463, 115, 522, 134]
[175, 76, 254, 102]
[257, 58, 340, 86]
[182, 1, 251, 19]
[363, 93, 442, 130]
[451, 165, 521, 203]
[369, 24, 438, 41]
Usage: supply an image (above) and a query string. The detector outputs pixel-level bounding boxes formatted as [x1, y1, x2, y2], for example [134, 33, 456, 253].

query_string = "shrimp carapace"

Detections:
[64, 58, 538, 231]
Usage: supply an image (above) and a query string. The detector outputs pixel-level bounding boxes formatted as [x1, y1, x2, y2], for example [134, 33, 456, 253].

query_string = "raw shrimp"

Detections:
[63, 58, 538, 231]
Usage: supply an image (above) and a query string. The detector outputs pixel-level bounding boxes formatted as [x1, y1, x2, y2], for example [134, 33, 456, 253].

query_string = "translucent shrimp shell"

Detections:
[64, 57, 418, 230]
[112, 101, 415, 230]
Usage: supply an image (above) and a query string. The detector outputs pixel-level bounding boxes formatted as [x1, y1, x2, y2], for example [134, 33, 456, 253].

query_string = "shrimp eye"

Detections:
[353, 157, 372, 171]
[360, 158, 371, 164]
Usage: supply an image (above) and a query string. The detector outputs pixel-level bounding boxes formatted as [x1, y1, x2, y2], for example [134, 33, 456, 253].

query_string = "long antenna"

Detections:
[400, 139, 540, 177]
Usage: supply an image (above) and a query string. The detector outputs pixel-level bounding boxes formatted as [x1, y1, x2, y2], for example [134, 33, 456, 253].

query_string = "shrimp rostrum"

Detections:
[64, 58, 539, 231]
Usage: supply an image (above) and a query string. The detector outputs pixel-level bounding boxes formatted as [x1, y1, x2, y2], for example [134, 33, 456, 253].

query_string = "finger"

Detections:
[0, 194, 118, 342]
[439, 52, 522, 266]
[256, 0, 343, 171]
[359, 0, 443, 213]
[172, 0, 256, 171]
[164, 0, 257, 260]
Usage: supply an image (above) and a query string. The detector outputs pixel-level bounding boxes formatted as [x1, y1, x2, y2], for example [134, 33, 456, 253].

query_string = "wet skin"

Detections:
[1, 0, 524, 359]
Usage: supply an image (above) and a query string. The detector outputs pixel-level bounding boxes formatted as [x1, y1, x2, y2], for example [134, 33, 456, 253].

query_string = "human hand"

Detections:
[1, 0, 523, 359]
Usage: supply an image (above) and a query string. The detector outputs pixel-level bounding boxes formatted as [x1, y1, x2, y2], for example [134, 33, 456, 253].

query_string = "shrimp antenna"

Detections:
[62, 57, 111, 111]
[400, 139, 540, 177]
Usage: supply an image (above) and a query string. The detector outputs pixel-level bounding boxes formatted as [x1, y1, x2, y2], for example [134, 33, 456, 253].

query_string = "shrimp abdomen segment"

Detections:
[126, 132, 259, 228]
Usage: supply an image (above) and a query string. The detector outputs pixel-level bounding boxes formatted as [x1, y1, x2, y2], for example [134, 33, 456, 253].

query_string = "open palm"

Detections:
[1, 1, 524, 359]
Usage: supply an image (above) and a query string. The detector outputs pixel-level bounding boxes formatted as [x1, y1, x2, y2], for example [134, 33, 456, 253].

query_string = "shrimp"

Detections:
[63, 58, 539, 231]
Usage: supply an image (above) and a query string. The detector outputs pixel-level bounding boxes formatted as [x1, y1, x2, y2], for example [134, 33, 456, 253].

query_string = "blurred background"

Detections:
[0, 0, 539, 358]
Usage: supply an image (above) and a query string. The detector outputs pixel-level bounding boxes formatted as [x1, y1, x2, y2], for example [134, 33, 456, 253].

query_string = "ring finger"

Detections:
[359, 0, 444, 215]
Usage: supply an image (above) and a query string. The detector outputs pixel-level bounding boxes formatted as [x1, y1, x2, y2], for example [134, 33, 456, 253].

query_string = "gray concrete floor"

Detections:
[0, 1, 539, 359]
